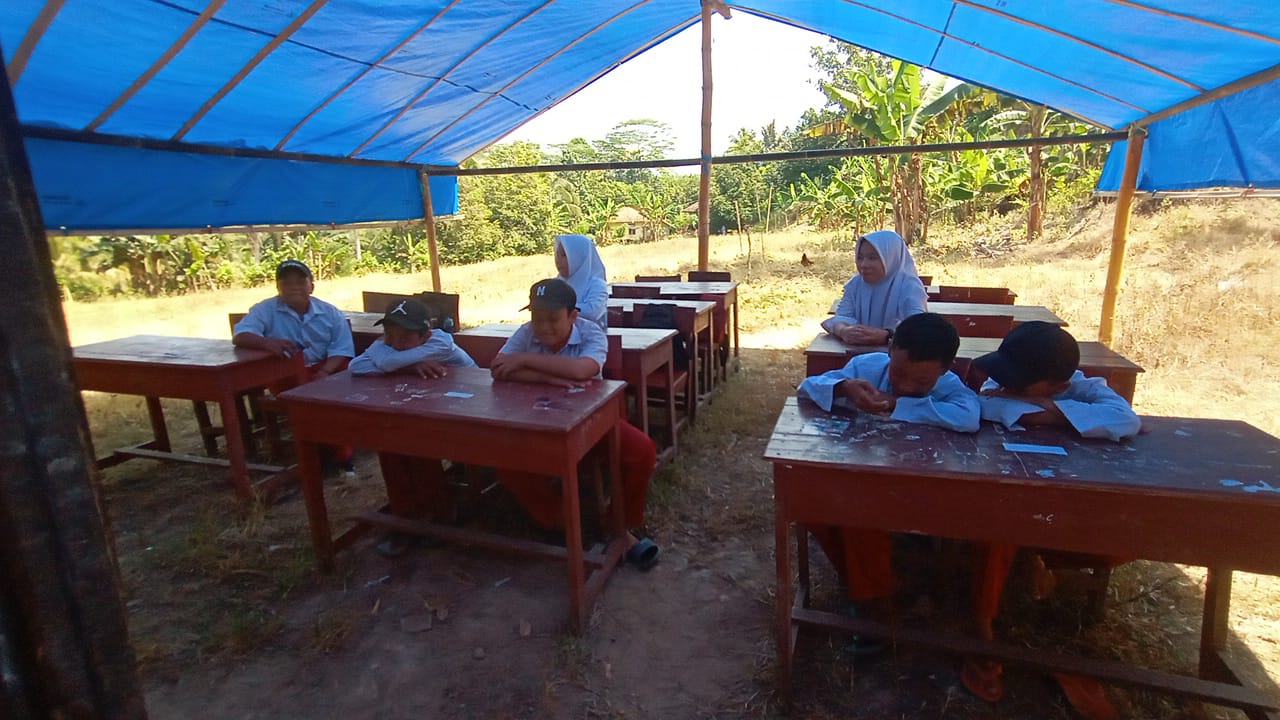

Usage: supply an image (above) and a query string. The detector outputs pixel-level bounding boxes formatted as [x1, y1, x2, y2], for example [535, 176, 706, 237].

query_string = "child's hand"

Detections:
[839, 324, 888, 346]
[489, 353, 523, 380]
[408, 360, 447, 379]
[840, 379, 893, 414]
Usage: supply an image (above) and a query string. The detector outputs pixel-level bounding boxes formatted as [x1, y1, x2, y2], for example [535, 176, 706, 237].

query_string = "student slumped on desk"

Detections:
[797, 314, 1139, 716]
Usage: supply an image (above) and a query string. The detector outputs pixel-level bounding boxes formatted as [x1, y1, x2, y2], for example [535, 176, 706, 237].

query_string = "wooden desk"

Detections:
[279, 366, 627, 631]
[453, 323, 680, 460]
[928, 301, 1065, 326]
[72, 335, 304, 497]
[803, 334, 1144, 401]
[766, 397, 1280, 713]
[609, 281, 740, 371]
[343, 310, 382, 353]
[608, 297, 715, 410]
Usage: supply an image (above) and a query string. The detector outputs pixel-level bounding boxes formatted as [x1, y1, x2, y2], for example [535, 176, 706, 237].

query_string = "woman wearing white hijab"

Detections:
[554, 233, 609, 330]
[821, 230, 928, 345]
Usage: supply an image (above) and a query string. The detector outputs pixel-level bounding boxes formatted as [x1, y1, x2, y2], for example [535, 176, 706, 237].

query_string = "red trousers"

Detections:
[379, 453, 450, 518]
[498, 421, 656, 530]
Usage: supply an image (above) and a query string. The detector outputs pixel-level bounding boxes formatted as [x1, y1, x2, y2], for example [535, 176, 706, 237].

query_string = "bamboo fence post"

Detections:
[1098, 127, 1147, 346]
[696, 0, 717, 272]
[419, 169, 442, 292]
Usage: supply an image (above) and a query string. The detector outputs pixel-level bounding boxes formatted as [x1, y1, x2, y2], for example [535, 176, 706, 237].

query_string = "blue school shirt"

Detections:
[798, 352, 980, 433]
[348, 332, 477, 375]
[498, 318, 609, 379]
[980, 370, 1141, 441]
[234, 296, 354, 366]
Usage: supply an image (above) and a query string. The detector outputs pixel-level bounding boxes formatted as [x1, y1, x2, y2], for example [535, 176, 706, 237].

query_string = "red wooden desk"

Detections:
[608, 296, 715, 412]
[765, 397, 1280, 714]
[72, 334, 304, 497]
[803, 333, 1145, 402]
[279, 366, 628, 631]
[453, 323, 680, 460]
[342, 310, 383, 353]
[928, 300, 1065, 326]
[609, 281, 740, 371]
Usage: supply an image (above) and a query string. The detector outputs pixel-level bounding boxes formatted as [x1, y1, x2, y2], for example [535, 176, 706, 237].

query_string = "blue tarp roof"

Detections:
[3, 1, 1280, 230]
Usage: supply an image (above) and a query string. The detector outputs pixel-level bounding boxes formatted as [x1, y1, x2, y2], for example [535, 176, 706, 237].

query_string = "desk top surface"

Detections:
[765, 397, 1280, 501]
[609, 281, 737, 295]
[804, 334, 1144, 372]
[457, 323, 675, 350]
[279, 365, 625, 432]
[73, 334, 274, 368]
[928, 301, 1065, 325]
[607, 298, 716, 313]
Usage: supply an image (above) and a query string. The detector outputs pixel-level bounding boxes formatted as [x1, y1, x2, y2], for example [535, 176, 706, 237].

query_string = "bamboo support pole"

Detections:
[419, 170, 442, 292]
[1098, 128, 1146, 346]
[696, 1, 713, 272]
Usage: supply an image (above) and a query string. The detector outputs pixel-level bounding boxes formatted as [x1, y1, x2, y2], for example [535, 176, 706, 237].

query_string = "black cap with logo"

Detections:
[973, 321, 1079, 390]
[375, 298, 431, 331]
[522, 278, 578, 311]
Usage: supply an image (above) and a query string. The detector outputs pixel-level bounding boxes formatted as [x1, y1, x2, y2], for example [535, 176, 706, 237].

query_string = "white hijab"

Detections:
[555, 233, 608, 326]
[846, 229, 926, 328]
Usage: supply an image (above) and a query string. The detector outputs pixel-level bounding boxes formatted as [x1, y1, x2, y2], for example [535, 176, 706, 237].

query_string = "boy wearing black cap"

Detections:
[349, 298, 476, 377]
[962, 321, 1139, 704]
[233, 259, 354, 379]
[493, 278, 660, 570]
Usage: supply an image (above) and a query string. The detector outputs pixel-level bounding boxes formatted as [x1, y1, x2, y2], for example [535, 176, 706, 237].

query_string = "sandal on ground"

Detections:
[625, 536, 660, 571]
[375, 532, 412, 558]
[1053, 673, 1119, 720]
[961, 657, 1005, 702]
[840, 601, 887, 657]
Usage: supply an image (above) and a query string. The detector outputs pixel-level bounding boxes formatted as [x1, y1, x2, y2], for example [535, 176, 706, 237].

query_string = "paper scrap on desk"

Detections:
[443, 391, 474, 399]
[1003, 442, 1067, 456]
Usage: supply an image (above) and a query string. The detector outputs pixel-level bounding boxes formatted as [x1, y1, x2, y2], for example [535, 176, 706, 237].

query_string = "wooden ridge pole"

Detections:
[419, 170, 442, 292]
[696, 1, 716, 272]
[1099, 127, 1146, 346]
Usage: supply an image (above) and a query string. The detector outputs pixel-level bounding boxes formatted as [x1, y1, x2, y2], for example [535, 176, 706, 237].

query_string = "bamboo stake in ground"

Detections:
[420, 169, 442, 292]
[1099, 127, 1147, 346]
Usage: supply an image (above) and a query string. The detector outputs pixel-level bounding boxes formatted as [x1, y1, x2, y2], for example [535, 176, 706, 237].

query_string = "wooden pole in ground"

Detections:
[0, 50, 147, 719]
[696, 0, 715, 272]
[419, 169, 442, 292]
[1098, 127, 1147, 346]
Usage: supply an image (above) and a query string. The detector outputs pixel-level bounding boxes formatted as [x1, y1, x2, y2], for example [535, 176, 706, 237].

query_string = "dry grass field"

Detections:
[66, 198, 1280, 719]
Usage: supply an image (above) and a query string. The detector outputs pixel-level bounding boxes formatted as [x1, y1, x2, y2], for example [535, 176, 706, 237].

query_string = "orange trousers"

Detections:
[498, 421, 656, 530]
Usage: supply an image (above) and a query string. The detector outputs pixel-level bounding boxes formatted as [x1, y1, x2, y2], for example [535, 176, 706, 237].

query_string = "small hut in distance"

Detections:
[608, 205, 654, 242]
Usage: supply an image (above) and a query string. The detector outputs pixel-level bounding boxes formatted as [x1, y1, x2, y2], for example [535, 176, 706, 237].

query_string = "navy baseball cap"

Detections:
[275, 259, 312, 278]
[375, 298, 431, 331]
[973, 321, 1079, 390]
[523, 278, 578, 311]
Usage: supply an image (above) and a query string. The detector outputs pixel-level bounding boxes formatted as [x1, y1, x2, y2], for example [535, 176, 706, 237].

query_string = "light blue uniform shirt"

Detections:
[234, 296, 354, 366]
[499, 318, 609, 379]
[798, 352, 980, 433]
[980, 370, 1141, 441]
[349, 332, 477, 375]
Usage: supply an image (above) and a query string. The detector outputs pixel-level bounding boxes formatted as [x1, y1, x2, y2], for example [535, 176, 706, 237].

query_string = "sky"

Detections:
[504, 12, 834, 164]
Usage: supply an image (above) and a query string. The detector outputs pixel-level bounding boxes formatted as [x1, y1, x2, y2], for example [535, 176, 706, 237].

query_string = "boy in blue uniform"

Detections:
[962, 321, 1140, 705]
[493, 278, 660, 569]
[233, 259, 354, 379]
[798, 313, 980, 651]
[349, 298, 476, 377]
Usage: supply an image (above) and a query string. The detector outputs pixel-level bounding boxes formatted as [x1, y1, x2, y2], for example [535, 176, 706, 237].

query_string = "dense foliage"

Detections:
[53, 41, 1108, 301]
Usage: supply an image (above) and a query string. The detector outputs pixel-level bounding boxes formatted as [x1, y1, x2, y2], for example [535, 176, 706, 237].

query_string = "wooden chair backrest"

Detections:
[602, 333, 624, 381]
[228, 312, 247, 336]
[607, 305, 631, 328]
[934, 285, 1016, 304]
[631, 302, 697, 336]
[687, 270, 731, 282]
[635, 274, 680, 282]
[452, 334, 505, 368]
[611, 285, 662, 299]
[938, 313, 1015, 338]
[918, 275, 933, 286]
[362, 290, 461, 332]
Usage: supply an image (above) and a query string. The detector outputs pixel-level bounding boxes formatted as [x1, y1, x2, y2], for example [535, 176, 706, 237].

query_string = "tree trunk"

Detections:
[1026, 105, 1048, 240]
[352, 229, 361, 261]
[891, 153, 928, 244]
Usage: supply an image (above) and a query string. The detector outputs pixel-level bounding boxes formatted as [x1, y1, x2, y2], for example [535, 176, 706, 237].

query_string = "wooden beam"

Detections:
[1103, 0, 1280, 46]
[696, 0, 714, 272]
[1132, 62, 1280, 129]
[88, 0, 227, 131]
[0, 50, 146, 719]
[419, 170, 442, 292]
[173, 0, 329, 141]
[5, 0, 67, 85]
[1099, 128, 1146, 346]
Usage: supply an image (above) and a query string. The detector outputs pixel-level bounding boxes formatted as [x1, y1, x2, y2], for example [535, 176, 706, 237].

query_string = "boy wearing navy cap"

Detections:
[233, 259, 354, 379]
[493, 278, 660, 570]
[349, 298, 476, 377]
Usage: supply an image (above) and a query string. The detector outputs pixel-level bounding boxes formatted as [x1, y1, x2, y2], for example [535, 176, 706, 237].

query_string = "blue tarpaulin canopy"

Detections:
[3, 1, 1279, 230]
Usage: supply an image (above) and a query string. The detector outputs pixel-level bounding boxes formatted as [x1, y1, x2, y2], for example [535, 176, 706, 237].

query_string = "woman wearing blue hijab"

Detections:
[821, 230, 928, 345]
[554, 233, 609, 330]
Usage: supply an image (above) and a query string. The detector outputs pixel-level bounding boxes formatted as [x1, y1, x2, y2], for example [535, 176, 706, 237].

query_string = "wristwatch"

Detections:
[884, 328, 894, 344]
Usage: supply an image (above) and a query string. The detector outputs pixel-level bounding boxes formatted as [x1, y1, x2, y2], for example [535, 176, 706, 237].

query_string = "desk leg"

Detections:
[775, 488, 794, 693]
[663, 358, 678, 453]
[562, 459, 587, 633]
[637, 371, 651, 438]
[1199, 567, 1233, 680]
[732, 296, 740, 372]
[688, 330, 699, 425]
[218, 394, 253, 498]
[144, 396, 171, 452]
[191, 401, 220, 456]
[297, 440, 334, 573]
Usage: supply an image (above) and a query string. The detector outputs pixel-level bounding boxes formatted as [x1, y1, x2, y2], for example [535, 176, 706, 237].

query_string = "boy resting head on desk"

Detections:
[492, 278, 661, 570]
[961, 321, 1138, 709]
[349, 298, 476, 378]
[232, 259, 354, 380]
[799, 311, 980, 432]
